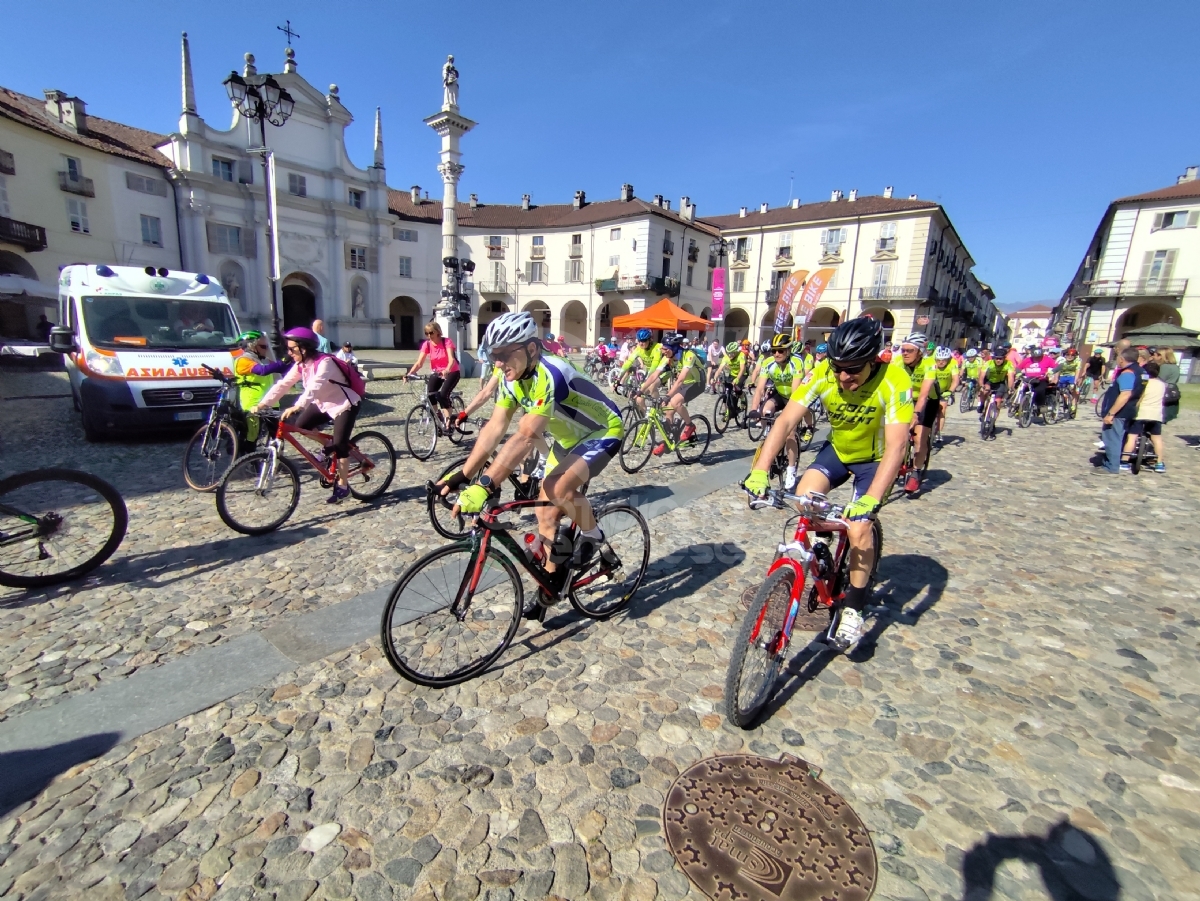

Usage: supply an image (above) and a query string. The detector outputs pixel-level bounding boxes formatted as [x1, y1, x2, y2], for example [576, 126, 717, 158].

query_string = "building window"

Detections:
[877, 221, 897, 252]
[686, 265, 694, 286]
[488, 235, 503, 246]
[288, 173, 307, 197]
[1153, 210, 1198, 231]
[140, 215, 162, 246]
[526, 261, 546, 283]
[732, 271, 745, 293]
[211, 224, 241, 254]
[820, 227, 846, 255]
[0, 175, 9, 218]
[871, 262, 891, 290]
[532, 235, 544, 246]
[777, 232, 793, 258]
[572, 233, 582, 246]
[398, 256, 412, 278]
[349, 245, 369, 270]
[67, 198, 89, 233]
[530, 234, 545, 259]
[65, 156, 82, 182]
[212, 157, 235, 182]
[734, 236, 752, 261]
[569, 260, 584, 282]
[349, 189, 364, 209]
[610, 228, 621, 240]
[125, 172, 168, 196]
[706, 269, 713, 291]
[394, 228, 418, 242]
[608, 255, 620, 267]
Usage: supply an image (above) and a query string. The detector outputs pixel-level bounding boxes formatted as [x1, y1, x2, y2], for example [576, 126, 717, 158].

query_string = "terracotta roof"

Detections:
[702, 195, 939, 230]
[1116, 180, 1200, 204]
[0, 87, 172, 168]
[1010, 304, 1052, 315]
[387, 190, 720, 235]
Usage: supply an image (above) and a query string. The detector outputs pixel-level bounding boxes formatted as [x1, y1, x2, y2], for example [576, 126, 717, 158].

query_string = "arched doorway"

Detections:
[1114, 303, 1182, 341]
[804, 306, 840, 342]
[522, 300, 552, 336]
[596, 299, 628, 341]
[760, 309, 792, 341]
[724, 308, 750, 344]
[477, 299, 509, 346]
[680, 303, 695, 315]
[560, 300, 588, 348]
[861, 307, 896, 342]
[281, 272, 319, 332]
[389, 296, 421, 349]
[0, 251, 39, 279]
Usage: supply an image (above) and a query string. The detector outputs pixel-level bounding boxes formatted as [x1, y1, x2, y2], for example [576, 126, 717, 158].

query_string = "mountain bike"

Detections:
[726, 488, 882, 727]
[404, 375, 468, 461]
[0, 468, 128, 588]
[1007, 379, 1029, 419]
[980, 387, 1002, 440]
[182, 364, 276, 491]
[381, 495, 650, 687]
[215, 416, 396, 535]
[958, 380, 977, 413]
[1016, 378, 1041, 428]
[427, 444, 545, 539]
[713, 377, 748, 434]
[618, 395, 711, 473]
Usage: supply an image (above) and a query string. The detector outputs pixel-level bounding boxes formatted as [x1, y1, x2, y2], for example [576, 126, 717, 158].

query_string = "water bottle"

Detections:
[523, 532, 546, 565]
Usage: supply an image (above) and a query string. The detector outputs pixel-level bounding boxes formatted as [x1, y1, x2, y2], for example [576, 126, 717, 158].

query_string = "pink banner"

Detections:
[711, 268, 726, 320]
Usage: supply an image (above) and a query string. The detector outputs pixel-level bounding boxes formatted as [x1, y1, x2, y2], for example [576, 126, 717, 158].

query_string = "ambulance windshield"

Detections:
[81, 297, 239, 350]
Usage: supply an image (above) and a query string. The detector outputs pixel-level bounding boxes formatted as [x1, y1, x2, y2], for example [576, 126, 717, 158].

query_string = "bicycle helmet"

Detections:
[483, 311, 538, 350]
[965, 348, 978, 359]
[1030, 347, 1044, 359]
[816, 342, 828, 354]
[1047, 346, 1061, 355]
[282, 326, 319, 351]
[725, 341, 740, 355]
[239, 329, 264, 344]
[1066, 347, 1078, 356]
[827, 316, 884, 367]
[934, 346, 953, 360]
[770, 333, 792, 351]
[926, 341, 937, 353]
[636, 328, 653, 342]
[901, 332, 927, 349]
[662, 334, 684, 353]
[760, 341, 772, 353]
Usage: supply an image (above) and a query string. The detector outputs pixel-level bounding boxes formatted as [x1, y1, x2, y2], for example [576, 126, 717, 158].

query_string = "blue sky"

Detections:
[4, 0, 1196, 308]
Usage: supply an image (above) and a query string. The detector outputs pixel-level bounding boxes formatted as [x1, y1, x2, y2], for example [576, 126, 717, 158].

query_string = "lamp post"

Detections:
[223, 66, 295, 353]
[709, 237, 731, 345]
[438, 256, 475, 360]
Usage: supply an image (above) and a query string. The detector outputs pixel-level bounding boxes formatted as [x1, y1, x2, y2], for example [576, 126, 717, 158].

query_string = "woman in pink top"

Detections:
[407, 321, 460, 426]
[257, 327, 362, 503]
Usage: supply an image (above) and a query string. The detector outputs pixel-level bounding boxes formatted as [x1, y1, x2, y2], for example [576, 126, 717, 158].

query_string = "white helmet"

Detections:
[483, 311, 538, 350]
[965, 348, 978, 359]
[934, 346, 952, 360]
[902, 332, 927, 349]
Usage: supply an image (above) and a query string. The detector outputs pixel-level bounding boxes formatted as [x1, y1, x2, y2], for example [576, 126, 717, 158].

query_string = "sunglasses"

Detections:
[286, 344, 302, 353]
[831, 360, 870, 375]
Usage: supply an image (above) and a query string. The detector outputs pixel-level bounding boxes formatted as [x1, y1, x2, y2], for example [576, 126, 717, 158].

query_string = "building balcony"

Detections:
[687, 246, 700, 263]
[662, 239, 674, 256]
[58, 171, 95, 197]
[595, 278, 617, 293]
[774, 249, 793, 265]
[876, 239, 896, 253]
[569, 244, 583, 258]
[858, 285, 925, 301]
[0, 216, 48, 252]
[597, 274, 680, 297]
[486, 246, 505, 259]
[1081, 278, 1188, 298]
[477, 280, 509, 295]
[529, 245, 545, 259]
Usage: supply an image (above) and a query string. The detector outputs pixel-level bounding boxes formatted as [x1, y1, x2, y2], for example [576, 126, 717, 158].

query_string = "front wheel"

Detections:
[183, 419, 239, 492]
[569, 503, 650, 619]
[619, 417, 654, 474]
[346, 430, 396, 499]
[0, 468, 128, 588]
[1018, 394, 1033, 428]
[380, 543, 523, 687]
[216, 451, 301, 535]
[675, 415, 711, 465]
[981, 400, 998, 440]
[713, 396, 731, 434]
[1131, 435, 1146, 474]
[959, 387, 971, 413]
[405, 403, 438, 461]
[746, 413, 767, 443]
[725, 566, 798, 728]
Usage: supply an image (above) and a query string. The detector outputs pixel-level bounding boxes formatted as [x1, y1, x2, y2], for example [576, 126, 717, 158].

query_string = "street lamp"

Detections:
[438, 256, 475, 351]
[709, 237, 731, 344]
[224, 66, 295, 353]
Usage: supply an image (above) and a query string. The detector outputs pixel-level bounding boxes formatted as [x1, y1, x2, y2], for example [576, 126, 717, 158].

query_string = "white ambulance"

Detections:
[53, 265, 243, 441]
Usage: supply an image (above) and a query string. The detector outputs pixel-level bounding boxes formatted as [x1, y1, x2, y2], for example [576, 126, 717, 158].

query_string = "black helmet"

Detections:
[827, 316, 883, 367]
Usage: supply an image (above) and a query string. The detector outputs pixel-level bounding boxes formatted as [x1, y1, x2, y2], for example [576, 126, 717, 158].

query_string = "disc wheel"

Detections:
[713, 396, 731, 434]
[183, 420, 239, 492]
[725, 567, 797, 728]
[619, 417, 654, 474]
[216, 451, 301, 535]
[380, 543, 523, 687]
[447, 395, 468, 445]
[346, 430, 396, 500]
[0, 468, 128, 588]
[569, 503, 650, 619]
[405, 403, 438, 461]
[675, 415, 711, 465]
[1018, 394, 1034, 428]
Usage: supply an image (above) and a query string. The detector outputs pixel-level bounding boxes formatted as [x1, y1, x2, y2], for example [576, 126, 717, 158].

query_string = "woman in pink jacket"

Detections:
[256, 327, 362, 503]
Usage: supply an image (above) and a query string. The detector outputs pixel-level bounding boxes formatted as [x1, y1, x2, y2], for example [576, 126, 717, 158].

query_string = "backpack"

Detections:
[322, 353, 366, 400]
[1164, 381, 1181, 405]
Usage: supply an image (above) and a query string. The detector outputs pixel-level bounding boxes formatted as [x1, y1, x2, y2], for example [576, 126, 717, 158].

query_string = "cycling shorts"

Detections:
[764, 386, 790, 409]
[984, 380, 1009, 399]
[1057, 375, 1075, 385]
[671, 382, 705, 405]
[808, 441, 878, 501]
[915, 400, 939, 428]
[546, 433, 620, 479]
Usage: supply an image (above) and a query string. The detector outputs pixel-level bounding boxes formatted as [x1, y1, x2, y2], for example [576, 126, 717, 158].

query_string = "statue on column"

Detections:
[442, 55, 459, 108]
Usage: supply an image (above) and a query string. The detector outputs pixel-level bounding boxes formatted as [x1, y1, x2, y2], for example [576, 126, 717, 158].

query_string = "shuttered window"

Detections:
[344, 243, 377, 271]
[125, 172, 169, 196]
[206, 223, 256, 257]
[288, 174, 307, 197]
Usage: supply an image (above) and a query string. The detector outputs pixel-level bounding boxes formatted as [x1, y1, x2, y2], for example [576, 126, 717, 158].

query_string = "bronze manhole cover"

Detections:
[664, 754, 876, 900]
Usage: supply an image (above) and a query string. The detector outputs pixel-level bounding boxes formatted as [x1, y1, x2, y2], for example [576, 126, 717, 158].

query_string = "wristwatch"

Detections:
[476, 474, 495, 492]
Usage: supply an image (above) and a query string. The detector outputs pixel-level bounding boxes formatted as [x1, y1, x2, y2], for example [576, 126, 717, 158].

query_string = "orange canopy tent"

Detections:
[610, 298, 712, 332]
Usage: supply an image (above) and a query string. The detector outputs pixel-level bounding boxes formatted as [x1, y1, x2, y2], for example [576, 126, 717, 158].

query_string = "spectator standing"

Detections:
[1098, 347, 1144, 474]
[35, 314, 54, 343]
[312, 319, 333, 354]
[1122, 360, 1167, 473]
[1156, 348, 1181, 424]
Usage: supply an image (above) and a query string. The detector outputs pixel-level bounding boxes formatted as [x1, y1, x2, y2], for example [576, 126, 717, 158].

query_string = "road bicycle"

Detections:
[1128, 425, 1160, 475]
[380, 495, 650, 687]
[958, 380, 977, 413]
[215, 417, 396, 535]
[1015, 378, 1045, 428]
[726, 488, 882, 727]
[712, 377, 748, 434]
[979, 386, 1003, 441]
[182, 364, 277, 491]
[618, 395, 711, 473]
[427, 444, 546, 540]
[0, 468, 128, 588]
[612, 367, 646, 397]
[404, 375, 468, 461]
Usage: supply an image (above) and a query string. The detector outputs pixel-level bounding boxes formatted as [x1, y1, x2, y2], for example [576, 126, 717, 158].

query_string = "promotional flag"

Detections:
[793, 267, 837, 318]
[711, 268, 726, 321]
[772, 270, 809, 334]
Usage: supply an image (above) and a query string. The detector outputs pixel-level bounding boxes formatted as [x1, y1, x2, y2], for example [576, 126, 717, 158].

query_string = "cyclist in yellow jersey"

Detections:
[978, 344, 1016, 413]
[962, 348, 981, 382]
[641, 333, 703, 455]
[895, 333, 939, 495]
[617, 328, 662, 414]
[930, 347, 960, 443]
[749, 333, 805, 487]
[1055, 346, 1081, 403]
[232, 330, 283, 442]
[745, 316, 913, 649]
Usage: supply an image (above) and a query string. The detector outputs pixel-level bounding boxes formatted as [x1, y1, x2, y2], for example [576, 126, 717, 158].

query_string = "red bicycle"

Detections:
[215, 417, 396, 534]
[725, 489, 882, 727]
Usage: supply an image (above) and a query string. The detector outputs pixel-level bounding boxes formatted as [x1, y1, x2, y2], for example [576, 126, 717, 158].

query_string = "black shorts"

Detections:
[916, 400, 939, 428]
[808, 441, 879, 501]
[1128, 420, 1162, 436]
[984, 381, 1008, 400]
[671, 382, 705, 405]
[764, 386, 790, 409]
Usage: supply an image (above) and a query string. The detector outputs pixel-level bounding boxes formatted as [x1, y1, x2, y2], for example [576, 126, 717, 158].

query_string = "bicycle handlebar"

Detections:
[743, 484, 848, 521]
[202, 363, 235, 384]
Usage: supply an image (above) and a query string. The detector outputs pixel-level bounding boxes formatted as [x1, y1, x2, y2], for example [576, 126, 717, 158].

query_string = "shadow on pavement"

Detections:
[960, 819, 1120, 900]
[917, 469, 954, 496]
[763, 553, 947, 715]
[1173, 433, 1200, 448]
[0, 732, 121, 818]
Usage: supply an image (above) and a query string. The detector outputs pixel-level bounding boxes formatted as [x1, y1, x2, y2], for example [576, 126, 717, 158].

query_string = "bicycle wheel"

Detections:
[725, 567, 797, 728]
[183, 419, 239, 492]
[216, 451, 301, 535]
[447, 395, 468, 446]
[0, 469, 128, 588]
[1018, 394, 1033, 428]
[747, 414, 767, 443]
[429, 456, 472, 540]
[983, 400, 999, 440]
[620, 403, 641, 433]
[380, 542, 522, 687]
[569, 503, 650, 619]
[675, 415, 711, 465]
[796, 423, 815, 453]
[346, 430, 396, 500]
[713, 396, 731, 434]
[404, 403, 438, 461]
[1094, 395, 1105, 419]
[959, 387, 971, 413]
[619, 417, 654, 474]
[1131, 435, 1146, 475]
[1067, 392, 1078, 419]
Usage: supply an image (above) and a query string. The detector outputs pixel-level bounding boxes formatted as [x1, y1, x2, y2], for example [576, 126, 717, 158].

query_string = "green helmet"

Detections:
[725, 341, 740, 354]
[239, 330, 264, 344]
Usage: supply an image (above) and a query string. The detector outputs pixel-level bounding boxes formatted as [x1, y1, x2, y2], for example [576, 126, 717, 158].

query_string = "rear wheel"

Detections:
[405, 403, 438, 461]
[675, 415, 711, 465]
[569, 504, 650, 619]
[447, 394, 468, 445]
[619, 417, 654, 474]
[183, 419, 239, 492]
[216, 451, 301, 535]
[725, 567, 797, 728]
[1131, 434, 1147, 474]
[747, 413, 767, 443]
[346, 430, 396, 499]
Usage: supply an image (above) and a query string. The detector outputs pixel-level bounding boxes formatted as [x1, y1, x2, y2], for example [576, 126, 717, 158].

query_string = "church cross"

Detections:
[276, 20, 300, 45]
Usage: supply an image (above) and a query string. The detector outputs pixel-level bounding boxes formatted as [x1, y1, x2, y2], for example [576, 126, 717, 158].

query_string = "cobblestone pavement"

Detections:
[2, 369, 1200, 901]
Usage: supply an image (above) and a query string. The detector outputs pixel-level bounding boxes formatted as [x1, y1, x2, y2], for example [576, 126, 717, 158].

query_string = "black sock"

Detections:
[844, 584, 869, 612]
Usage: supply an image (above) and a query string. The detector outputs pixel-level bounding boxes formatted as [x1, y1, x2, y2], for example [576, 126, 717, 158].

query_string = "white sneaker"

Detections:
[784, 466, 798, 490]
[832, 607, 864, 649]
[1094, 441, 1105, 450]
